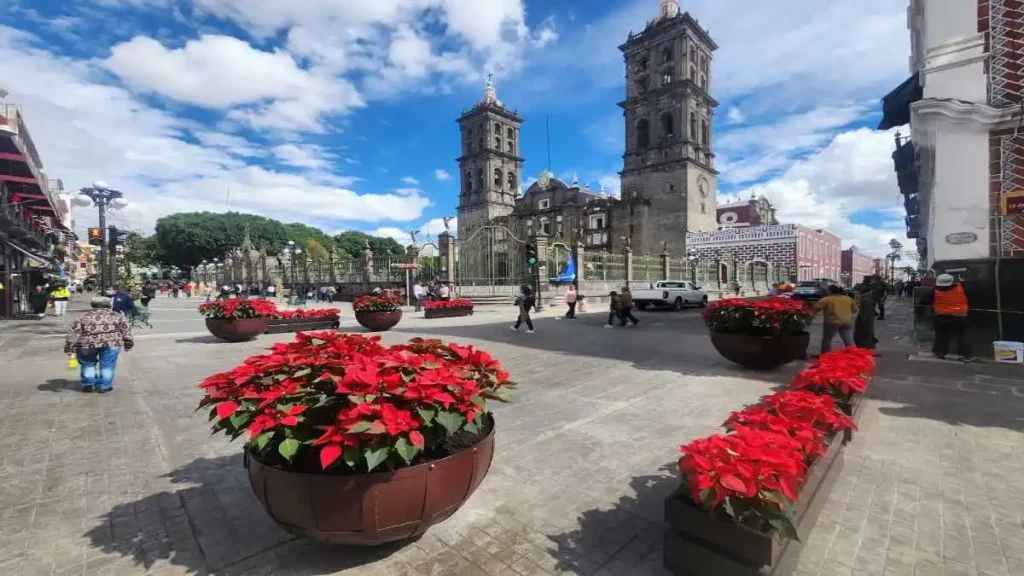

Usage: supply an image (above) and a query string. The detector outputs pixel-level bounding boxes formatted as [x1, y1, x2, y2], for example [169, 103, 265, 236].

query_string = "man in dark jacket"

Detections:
[105, 288, 136, 317]
[28, 285, 49, 316]
[141, 281, 157, 307]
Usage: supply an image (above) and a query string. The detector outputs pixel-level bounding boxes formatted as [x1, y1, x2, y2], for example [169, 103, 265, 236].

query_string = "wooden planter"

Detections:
[204, 317, 271, 342]
[424, 307, 474, 319]
[265, 316, 341, 334]
[664, 436, 845, 576]
[839, 388, 869, 444]
[245, 416, 496, 546]
[709, 331, 810, 370]
[354, 310, 403, 332]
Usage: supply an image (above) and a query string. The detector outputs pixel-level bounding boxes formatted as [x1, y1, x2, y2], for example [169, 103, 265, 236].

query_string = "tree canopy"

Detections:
[150, 212, 408, 268]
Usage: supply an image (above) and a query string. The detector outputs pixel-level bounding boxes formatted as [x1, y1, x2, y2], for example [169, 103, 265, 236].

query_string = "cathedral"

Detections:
[456, 0, 719, 256]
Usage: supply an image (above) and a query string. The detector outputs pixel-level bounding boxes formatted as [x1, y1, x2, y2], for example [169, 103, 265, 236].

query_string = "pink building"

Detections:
[795, 226, 841, 282]
[841, 245, 876, 287]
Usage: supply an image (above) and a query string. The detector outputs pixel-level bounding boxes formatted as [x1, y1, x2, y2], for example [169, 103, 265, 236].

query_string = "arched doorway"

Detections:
[749, 260, 769, 293]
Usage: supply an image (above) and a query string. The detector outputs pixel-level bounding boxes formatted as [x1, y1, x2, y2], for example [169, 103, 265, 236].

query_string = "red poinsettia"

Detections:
[725, 391, 855, 460]
[353, 294, 403, 313]
[790, 347, 875, 399]
[198, 298, 278, 319]
[423, 299, 473, 310]
[702, 297, 814, 335]
[274, 308, 341, 320]
[679, 425, 807, 538]
[197, 332, 515, 473]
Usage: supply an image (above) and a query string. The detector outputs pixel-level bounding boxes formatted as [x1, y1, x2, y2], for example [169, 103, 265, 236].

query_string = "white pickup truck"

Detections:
[631, 281, 708, 310]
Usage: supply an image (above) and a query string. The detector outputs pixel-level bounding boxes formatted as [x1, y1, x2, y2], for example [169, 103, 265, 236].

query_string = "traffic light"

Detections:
[107, 226, 130, 248]
[525, 243, 538, 267]
[87, 227, 103, 246]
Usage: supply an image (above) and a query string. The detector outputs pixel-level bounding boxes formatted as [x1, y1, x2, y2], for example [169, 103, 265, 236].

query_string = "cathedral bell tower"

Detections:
[456, 76, 524, 239]
[617, 0, 719, 254]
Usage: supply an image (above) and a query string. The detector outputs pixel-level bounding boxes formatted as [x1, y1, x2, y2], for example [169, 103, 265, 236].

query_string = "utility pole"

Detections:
[73, 183, 125, 290]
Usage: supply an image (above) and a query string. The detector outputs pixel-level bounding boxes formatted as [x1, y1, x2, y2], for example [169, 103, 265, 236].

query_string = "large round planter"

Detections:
[205, 317, 271, 342]
[245, 417, 496, 545]
[709, 330, 810, 370]
[355, 310, 403, 332]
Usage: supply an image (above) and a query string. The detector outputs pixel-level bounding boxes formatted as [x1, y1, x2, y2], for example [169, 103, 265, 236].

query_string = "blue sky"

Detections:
[1, 0, 912, 258]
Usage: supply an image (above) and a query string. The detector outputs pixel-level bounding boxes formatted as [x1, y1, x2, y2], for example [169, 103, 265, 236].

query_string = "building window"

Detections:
[629, 224, 635, 235]
[539, 198, 551, 210]
[541, 217, 551, 235]
[662, 70, 673, 86]
[508, 172, 517, 191]
[494, 168, 502, 187]
[637, 119, 650, 149]
[589, 214, 605, 229]
[700, 120, 709, 146]
[495, 136, 501, 149]
[690, 48, 696, 63]
[475, 168, 483, 190]
[661, 112, 674, 138]
[690, 66, 697, 80]
[507, 140, 514, 153]
[464, 171, 472, 192]
[636, 78, 648, 95]
[494, 121, 501, 134]
[478, 137, 483, 149]
[662, 45, 673, 62]
[700, 75, 706, 90]
[507, 127, 515, 140]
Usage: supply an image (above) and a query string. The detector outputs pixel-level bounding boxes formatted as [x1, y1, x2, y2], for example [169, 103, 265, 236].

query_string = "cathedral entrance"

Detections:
[455, 225, 528, 298]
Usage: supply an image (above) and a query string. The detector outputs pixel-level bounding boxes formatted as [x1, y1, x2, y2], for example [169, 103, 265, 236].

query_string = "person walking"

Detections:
[605, 291, 620, 328]
[564, 285, 578, 319]
[439, 283, 451, 301]
[618, 286, 639, 327]
[63, 296, 134, 393]
[511, 286, 535, 333]
[105, 288, 137, 319]
[853, 285, 878, 351]
[871, 276, 888, 320]
[931, 274, 974, 361]
[50, 283, 71, 316]
[28, 285, 49, 317]
[814, 285, 857, 354]
[413, 281, 424, 312]
[141, 281, 157, 308]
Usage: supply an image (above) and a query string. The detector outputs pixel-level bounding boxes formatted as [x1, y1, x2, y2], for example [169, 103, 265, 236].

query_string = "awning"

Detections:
[878, 72, 922, 130]
[4, 239, 60, 270]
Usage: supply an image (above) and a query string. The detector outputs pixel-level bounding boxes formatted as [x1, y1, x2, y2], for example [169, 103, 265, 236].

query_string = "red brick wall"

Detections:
[980, 0, 990, 50]
[990, 129, 1024, 256]
[987, 0, 1024, 107]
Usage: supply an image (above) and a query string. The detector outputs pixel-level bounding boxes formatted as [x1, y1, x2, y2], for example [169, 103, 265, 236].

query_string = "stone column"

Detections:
[624, 245, 634, 288]
[660, 250, 670, 281]
[439, 232, 456, 285]
[533, 231, 548, 309]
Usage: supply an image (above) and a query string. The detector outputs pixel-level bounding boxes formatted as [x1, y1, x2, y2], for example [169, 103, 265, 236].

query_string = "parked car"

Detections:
[790, 280, 829, 302]
[632, 281, 708, 310]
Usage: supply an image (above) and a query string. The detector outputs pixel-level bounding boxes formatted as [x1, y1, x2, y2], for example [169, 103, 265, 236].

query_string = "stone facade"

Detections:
[687, 225, 799, 282]
[717, 196, 778, 228]
[617, 1, 719, 254]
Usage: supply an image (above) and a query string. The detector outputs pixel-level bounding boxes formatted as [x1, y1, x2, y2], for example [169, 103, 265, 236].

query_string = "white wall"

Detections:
[927, 120, 990, 264]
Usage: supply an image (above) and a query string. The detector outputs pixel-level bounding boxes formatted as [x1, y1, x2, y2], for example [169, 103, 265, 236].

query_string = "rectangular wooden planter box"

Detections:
[663, 435, 845, 576]
[424, 307, 474, 319]
[840, 385, 869, 444]
[264, 316, 340, 334]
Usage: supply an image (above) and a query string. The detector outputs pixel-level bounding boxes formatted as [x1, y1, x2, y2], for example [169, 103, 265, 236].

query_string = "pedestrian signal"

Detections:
[87, 227, 103, 246]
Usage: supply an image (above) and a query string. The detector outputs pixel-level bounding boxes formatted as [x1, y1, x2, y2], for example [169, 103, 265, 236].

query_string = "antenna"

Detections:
[546, 115, 552, 171]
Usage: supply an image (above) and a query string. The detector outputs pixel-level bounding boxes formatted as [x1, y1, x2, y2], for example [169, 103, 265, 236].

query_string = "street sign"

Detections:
[391, 263, 422, 270]
[1003, 189, 1024, 215]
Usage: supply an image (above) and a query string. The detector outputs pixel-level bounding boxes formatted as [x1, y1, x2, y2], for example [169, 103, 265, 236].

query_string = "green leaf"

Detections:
[292, 368, 312, 379]
[348, 395, 366, 405]
[491, 390, 514, 403]
[229, 412, 250, 430]
[343, 446, 360, 468]
[471, 396, 488, 410]
[394, 437, 420, 465]
[417, 407, 436, 425]
[254, 431, 275, 451]
[722, 497, 736, 520]
[768, 517, 800, 541]
[347, 421, 372, 434]
[278, 438, 301, 462]
[363, 445, 390, 472]
[364, 394, 377, 403]
[464, 418, 481, 436]
[436, 411, 466, 436]
[310, 338, 325, 345]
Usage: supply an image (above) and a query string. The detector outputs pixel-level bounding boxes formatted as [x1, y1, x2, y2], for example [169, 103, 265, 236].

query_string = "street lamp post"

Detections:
[72, 182, 126, 290]
[686, 248, 698, 284]
[282, 241, 302, 290]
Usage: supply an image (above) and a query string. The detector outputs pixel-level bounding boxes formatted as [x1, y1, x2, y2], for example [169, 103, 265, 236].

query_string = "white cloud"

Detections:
[401, 176, 420, 185]
[434, 169, 452, 181]
[272, 143, 335, 170]
[597, 174, 621, 198]
[735, 128, 908, 260]
[0, 25, 428, 235]
[368, 226, 411, 245]
[104, 34, 363, 131]
[726, 106, 746, 125]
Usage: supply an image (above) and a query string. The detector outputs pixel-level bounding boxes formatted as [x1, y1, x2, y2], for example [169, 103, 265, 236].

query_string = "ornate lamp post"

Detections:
[282, 241, 302, 289]
[71, 182, 127, 289]
[686, 248, 698, 284]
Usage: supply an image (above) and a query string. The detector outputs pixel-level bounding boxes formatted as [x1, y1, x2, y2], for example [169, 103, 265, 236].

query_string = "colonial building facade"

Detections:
[841, 245, 876, 287]
[717, 195, 778, 229]
[455, 0, 718, 259]
[687, 224, 842, 284]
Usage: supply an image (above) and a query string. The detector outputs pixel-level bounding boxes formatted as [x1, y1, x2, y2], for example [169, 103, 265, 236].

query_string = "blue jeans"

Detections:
[77, 347, 120, 391]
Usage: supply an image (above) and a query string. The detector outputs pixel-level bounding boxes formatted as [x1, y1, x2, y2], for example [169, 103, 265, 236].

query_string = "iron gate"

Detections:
[455, 225, 528, 296]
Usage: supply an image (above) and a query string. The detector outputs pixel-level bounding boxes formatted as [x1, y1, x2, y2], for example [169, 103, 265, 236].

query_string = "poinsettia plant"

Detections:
[790, 347, 875, 399]
[423, 299, 473, 310]
[274, 308, 341, 320]
[702, 297, 813, 335]
[199, 298, 278, 319]
[197, 332, 515, 473]
[353, 294, 403, 313]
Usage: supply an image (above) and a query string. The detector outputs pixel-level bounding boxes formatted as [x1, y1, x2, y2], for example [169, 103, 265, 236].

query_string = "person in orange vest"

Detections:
[932, 274, 975, 361]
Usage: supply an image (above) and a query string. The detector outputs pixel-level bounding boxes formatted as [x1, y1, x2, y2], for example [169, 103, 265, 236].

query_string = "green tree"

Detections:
[153, 212, 289, 268]
[284, 222, 334, 249]
[332, 231, 407, 259]
[304, 238, 330, 262]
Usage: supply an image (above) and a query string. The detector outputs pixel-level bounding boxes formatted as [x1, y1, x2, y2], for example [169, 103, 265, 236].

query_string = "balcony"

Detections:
[0, 103, 54, 211]
[904, 195, 920, 216]
[892, 135, 918, 196]
[906, 215, 921, 239]
[0, 181, 51, 250]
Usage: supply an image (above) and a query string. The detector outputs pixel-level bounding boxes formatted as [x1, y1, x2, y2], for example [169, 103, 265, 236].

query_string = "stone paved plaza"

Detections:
[0, 297, 1022, 576]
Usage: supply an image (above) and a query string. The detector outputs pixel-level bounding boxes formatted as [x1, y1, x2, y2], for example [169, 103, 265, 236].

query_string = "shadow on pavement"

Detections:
[173, 335, 233, 345]
[37, 378, 81, 393]
[547, 462, 678, 574]
[83, 455, 413, 575]
[393, 311, 800, 385]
